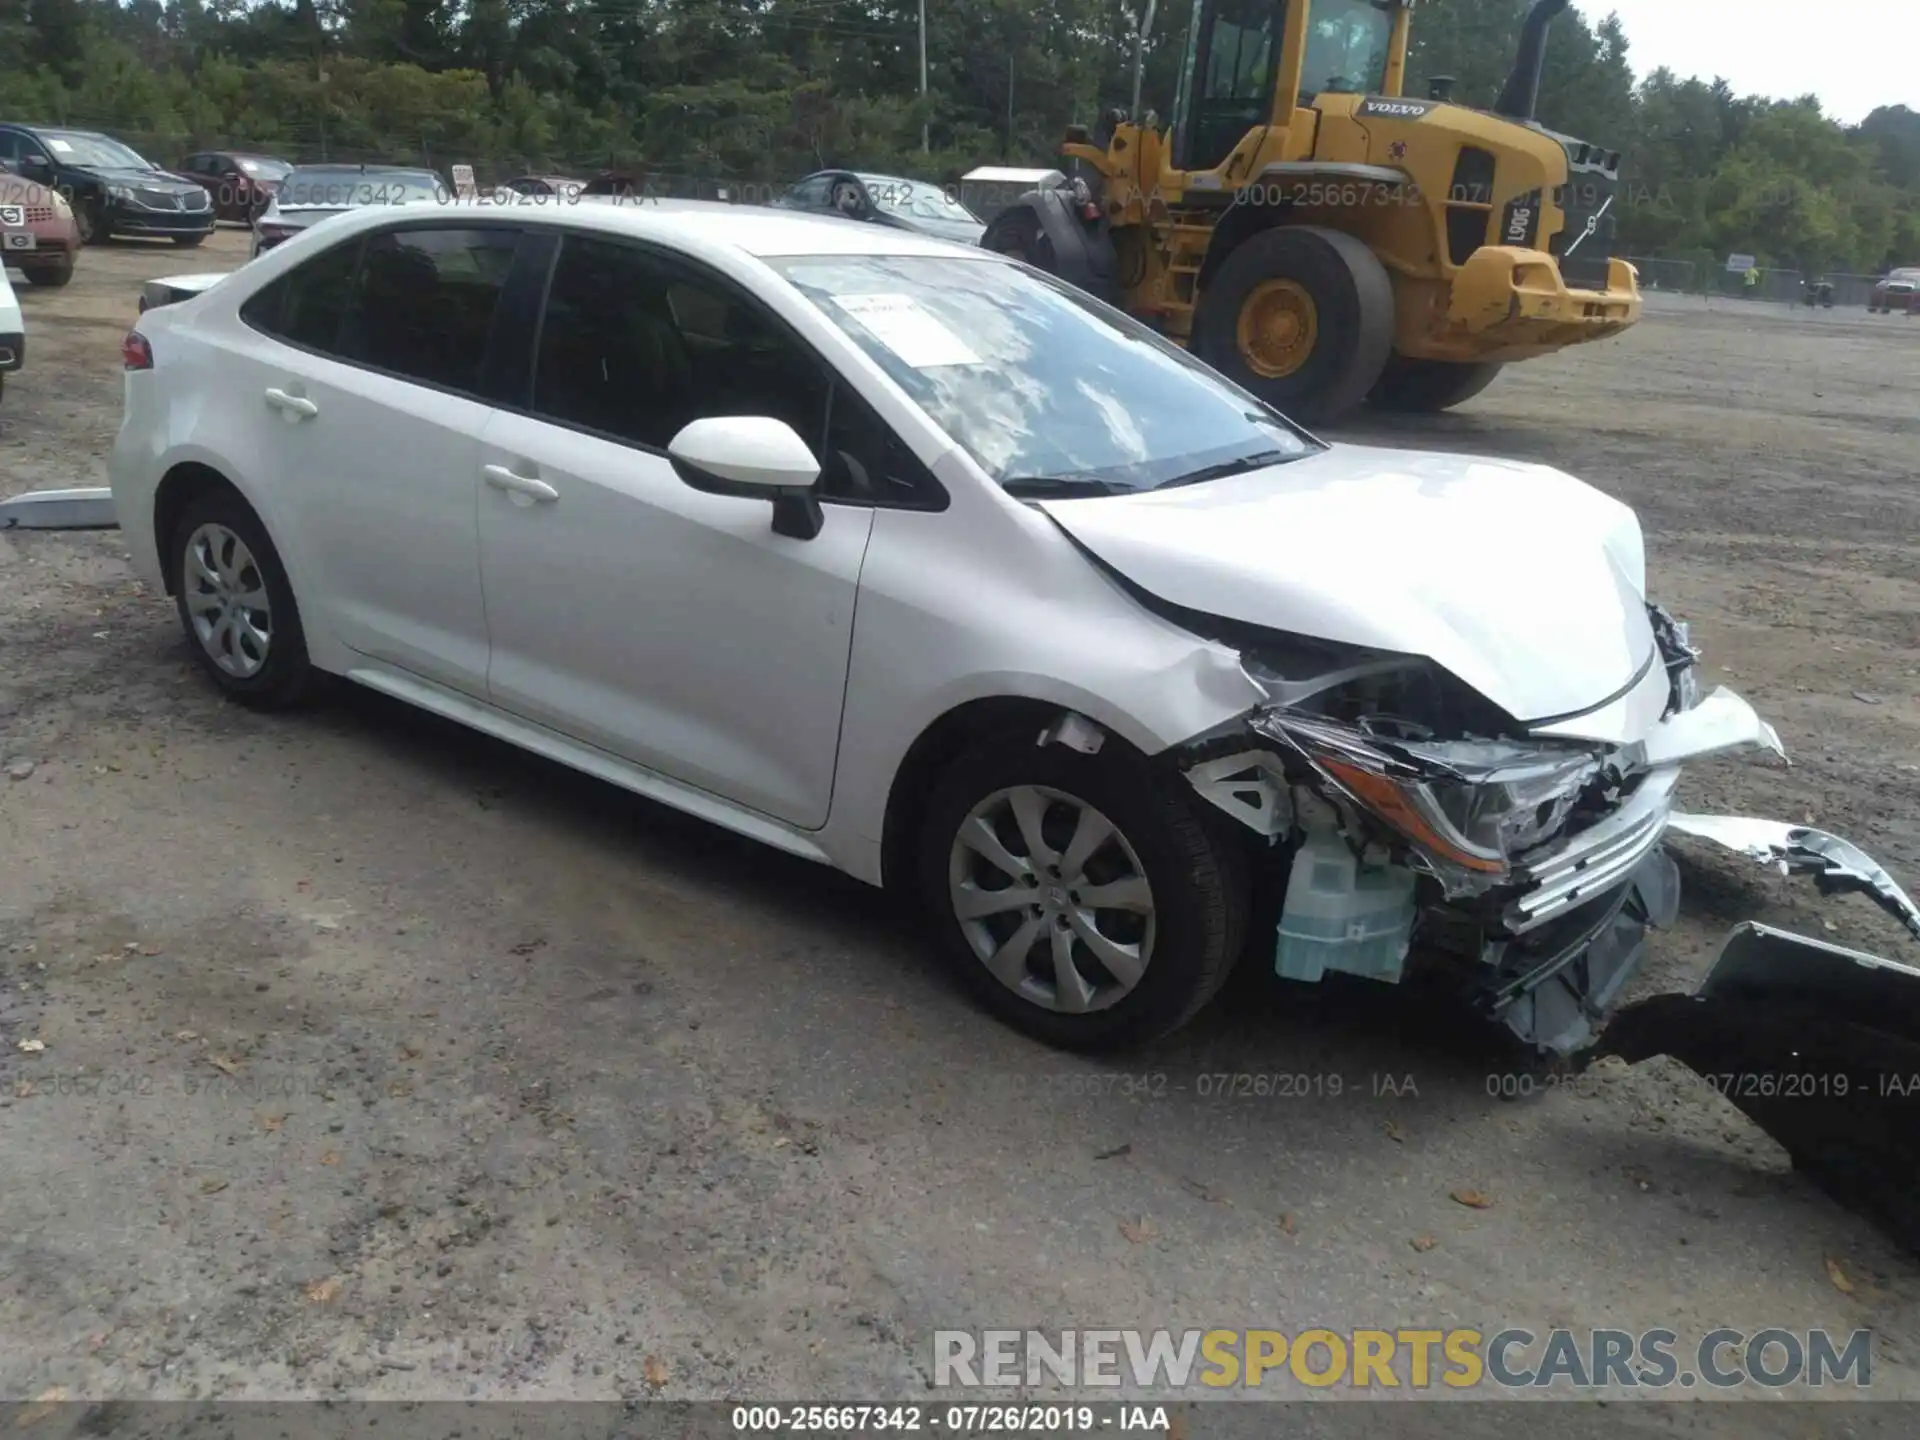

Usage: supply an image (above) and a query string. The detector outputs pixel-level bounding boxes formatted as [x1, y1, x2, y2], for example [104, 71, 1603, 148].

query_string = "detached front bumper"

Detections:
[1439, 249, 1641, 361]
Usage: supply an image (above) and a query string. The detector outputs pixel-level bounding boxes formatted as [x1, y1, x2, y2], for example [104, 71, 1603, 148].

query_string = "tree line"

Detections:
[0, 0, 1914, 274]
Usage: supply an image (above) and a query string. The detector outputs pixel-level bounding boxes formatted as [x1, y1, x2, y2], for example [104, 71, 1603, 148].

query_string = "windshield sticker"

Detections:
[834, 293, 981, 368]
[45, 138, 72, 154]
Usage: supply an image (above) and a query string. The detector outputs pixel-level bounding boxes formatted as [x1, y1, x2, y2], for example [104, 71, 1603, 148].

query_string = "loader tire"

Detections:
[981, 206, 1055, 272]
[1369, 356, 1505, 413]
[1193, 225, 1394, 428]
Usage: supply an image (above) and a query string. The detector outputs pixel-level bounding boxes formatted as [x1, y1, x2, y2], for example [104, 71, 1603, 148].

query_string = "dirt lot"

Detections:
[2, 231, 1917, 1420]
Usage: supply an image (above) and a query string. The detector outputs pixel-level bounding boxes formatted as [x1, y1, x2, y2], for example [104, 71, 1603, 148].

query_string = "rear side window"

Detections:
[337, 227, 520, 394]
[240, 239, 362, 354]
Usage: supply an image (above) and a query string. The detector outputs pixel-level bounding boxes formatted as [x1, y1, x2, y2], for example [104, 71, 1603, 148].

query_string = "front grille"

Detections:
[1502, 767, 1679, 934]
[134, 188, 182, 210]
[1446, 146, 1497, 266]
[184, 189, 210, 211]
[1550, 165, 1619, 290]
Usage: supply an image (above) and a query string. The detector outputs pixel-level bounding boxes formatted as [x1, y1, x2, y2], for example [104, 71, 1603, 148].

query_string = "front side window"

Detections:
[531, 234, 941, 507]
[770, 254, 1317, 494]
[337, 227, 520, 393]
[1303, 0, 1396, 97]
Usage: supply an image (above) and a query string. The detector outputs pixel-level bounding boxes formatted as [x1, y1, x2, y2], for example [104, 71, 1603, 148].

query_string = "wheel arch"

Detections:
[152, 461, 268, 596]
[1195, 199, 1288, 293]
[878, 694, 1166, 896]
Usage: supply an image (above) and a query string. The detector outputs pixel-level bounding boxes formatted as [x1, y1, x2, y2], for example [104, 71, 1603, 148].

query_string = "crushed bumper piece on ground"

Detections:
[1602, 921, 1920, 1256]
[1669, 813, 1920, 939]
[0, 486, 118, 530]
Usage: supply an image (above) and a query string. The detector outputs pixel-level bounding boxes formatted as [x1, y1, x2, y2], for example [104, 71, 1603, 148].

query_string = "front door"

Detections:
[474, 232, 874, 829]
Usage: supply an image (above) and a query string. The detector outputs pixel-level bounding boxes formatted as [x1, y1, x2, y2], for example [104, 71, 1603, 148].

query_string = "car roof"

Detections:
[287, 161, 429, 172]
[317, 194, 998, 261]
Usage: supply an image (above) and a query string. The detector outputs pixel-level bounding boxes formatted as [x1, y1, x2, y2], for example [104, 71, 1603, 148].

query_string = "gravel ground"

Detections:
[1, 231, 1916, 1422]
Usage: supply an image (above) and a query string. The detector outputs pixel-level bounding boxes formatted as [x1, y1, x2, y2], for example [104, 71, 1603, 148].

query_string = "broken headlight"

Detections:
[1250, 710, 1605, 882]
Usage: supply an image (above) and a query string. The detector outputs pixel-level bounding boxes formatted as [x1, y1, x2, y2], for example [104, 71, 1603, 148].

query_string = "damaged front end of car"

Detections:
[1166, 601, 1920, 1251]
[1176, 601, 1759, 1056]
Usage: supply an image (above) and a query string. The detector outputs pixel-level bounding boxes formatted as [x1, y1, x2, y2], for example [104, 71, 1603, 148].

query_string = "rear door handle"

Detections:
[482, 464, 559, 503]
[263, 387, 318, 419]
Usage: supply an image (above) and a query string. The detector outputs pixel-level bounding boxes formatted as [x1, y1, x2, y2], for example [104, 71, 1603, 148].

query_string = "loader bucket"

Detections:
[1600, 923, 1920, 1254]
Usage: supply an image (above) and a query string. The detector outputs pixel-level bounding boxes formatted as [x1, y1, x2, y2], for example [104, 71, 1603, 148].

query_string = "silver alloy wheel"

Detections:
[947, 785, 1156, 1014]
[183, 522, 272, 679]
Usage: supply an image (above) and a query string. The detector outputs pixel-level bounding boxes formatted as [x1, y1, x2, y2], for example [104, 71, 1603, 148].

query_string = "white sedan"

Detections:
[106, 199, 1821, 1053]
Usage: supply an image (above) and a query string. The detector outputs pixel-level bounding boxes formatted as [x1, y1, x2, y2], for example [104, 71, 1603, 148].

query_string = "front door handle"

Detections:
[482, 464, 559, 503]
[264, 387, 318, 419]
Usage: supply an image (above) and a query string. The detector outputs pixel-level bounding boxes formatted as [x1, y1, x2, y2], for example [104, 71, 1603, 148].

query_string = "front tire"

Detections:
[169, 490, 319, 710]
[1192, 225, 1395, 428]
[75, 203, 103, 245]
[1369, 356, 1505, 413]
[919, 730, 1247, 1052]
[22, 255, 74, 287]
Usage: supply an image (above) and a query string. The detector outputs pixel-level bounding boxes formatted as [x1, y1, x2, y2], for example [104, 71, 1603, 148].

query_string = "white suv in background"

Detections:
[109, 199, 1792, 1054]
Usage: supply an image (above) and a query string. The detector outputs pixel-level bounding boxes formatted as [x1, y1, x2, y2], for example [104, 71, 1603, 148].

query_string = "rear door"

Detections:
[227, 221, 529, 695]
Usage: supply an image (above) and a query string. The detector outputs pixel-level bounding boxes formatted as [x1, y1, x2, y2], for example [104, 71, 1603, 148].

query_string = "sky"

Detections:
[1593, 0, 1915, 123]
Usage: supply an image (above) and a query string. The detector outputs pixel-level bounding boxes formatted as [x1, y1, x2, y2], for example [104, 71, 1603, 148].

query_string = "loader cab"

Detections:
[1170, 0, 1404, 173]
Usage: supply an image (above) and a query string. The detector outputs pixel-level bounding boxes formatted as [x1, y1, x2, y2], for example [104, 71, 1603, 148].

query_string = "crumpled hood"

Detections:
[1040, 443, 1656, 725]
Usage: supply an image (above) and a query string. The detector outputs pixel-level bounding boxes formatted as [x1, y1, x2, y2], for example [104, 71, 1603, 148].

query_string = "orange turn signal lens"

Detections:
[1321, 759, 1507, 875]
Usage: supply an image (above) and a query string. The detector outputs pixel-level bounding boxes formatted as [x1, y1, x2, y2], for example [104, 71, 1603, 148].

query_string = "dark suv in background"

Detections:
[0, 123, 214, 245]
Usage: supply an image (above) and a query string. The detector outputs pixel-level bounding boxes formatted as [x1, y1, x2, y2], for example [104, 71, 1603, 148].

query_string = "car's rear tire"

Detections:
[168, 490, 320, 710]
[1192, 224, 1395, 428]
[22, 255, 74, 287]
[1369, 355, 1505, 413]
[919, 728, 1248, 1052]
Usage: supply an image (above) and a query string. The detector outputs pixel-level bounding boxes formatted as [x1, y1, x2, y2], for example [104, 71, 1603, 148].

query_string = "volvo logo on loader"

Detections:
[1357, 97, 1434, 120]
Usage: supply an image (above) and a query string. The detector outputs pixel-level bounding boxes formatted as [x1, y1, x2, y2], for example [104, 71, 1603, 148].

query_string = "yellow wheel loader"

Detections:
[983, 0, 1642, 424]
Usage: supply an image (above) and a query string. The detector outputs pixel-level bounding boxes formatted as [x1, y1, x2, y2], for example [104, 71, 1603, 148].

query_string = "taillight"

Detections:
[122, 330, 153, 370]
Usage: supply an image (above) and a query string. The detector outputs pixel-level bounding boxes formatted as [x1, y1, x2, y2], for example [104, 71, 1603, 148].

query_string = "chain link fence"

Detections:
[1620, 256, 1893, 310]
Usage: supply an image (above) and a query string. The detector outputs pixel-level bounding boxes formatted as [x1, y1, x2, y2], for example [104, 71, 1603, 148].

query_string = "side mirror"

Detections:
[20, 154, 51, 177]
[667, 416, 825, 541]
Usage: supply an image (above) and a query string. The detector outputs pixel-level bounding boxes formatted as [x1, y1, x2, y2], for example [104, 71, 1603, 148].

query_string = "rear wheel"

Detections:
[168, 490, 320, 710]
[1369, 355, 1505, 413]
[919, 730, 1248, 1052]
[981, 206, 1055, 271]
[1192, 225, 1394, 427]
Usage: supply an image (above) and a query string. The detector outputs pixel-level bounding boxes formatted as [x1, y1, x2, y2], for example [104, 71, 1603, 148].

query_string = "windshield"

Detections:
[238, 157, 292, 180]
[857, 176, 980, 224]
[278, 169, 443, 208]
[41, 132, 151, 170]
[771, 255, 1319, 493]
[1303, 0, 1397, 96]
